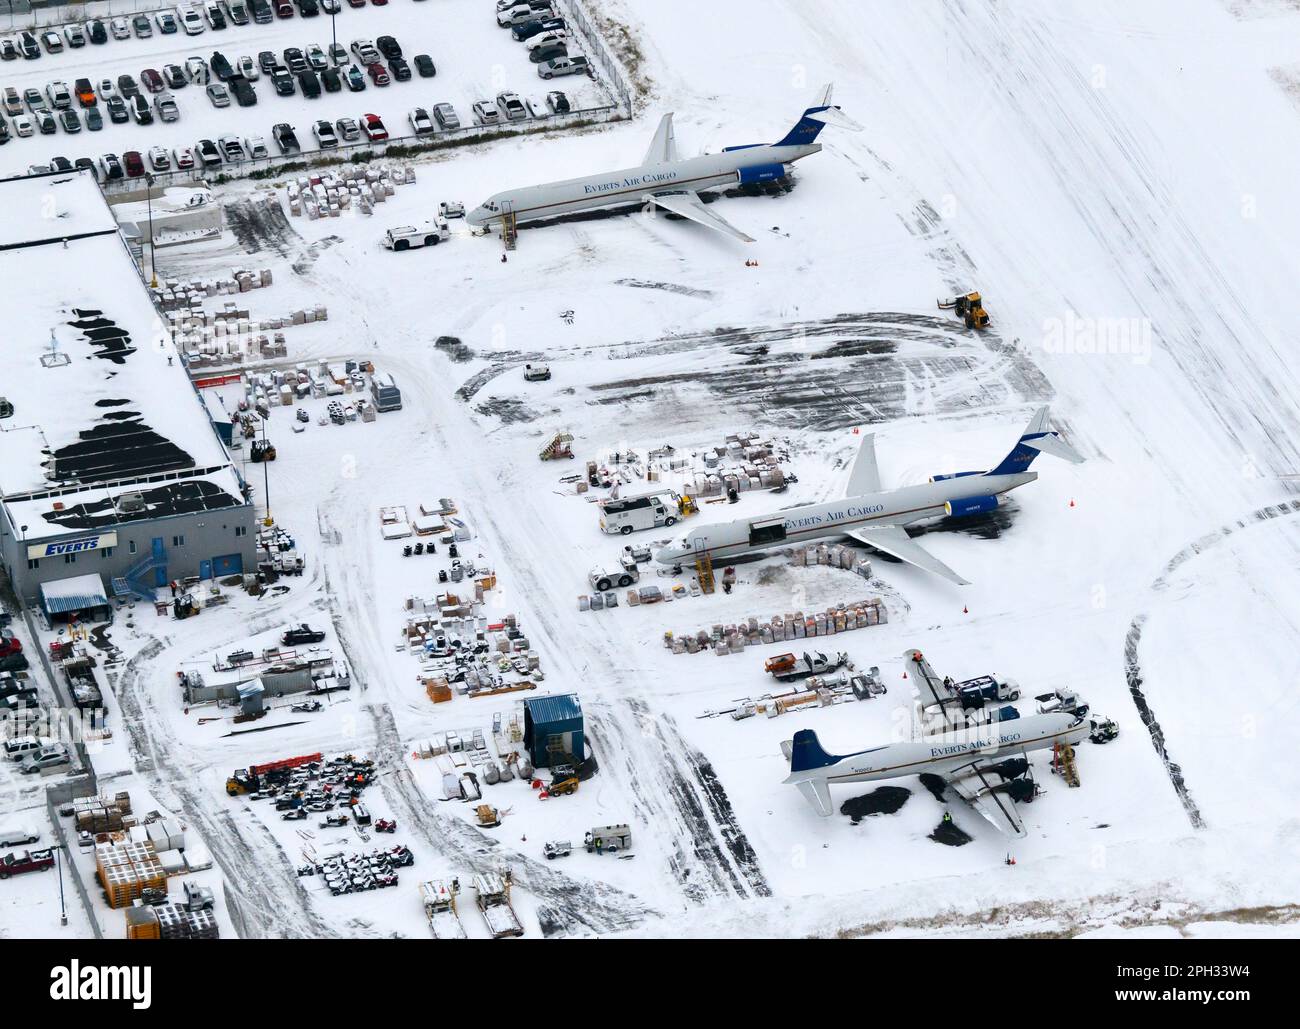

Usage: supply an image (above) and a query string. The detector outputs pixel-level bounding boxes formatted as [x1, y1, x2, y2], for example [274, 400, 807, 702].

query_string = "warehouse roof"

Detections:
[0, 170, 119, 250]
[0, 172, 234, 500]
[39, 573, 109, 616]
[523, 693, 583, 724]
[4, 467, 247, 542]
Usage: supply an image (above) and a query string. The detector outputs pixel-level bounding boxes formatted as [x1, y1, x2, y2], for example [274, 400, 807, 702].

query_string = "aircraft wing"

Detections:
[845, 433, 882, 495]
[845, 525, 970, 586]
[642, 191, 756, 243]
[944, 761, 1027, 838]
[642, 112, 679, 164]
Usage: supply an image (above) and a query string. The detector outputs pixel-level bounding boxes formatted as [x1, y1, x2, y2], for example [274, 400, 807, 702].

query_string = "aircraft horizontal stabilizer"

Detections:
[846, 525, 970, 586]
[1020, 432, 1084, 464]
[643, 191, 756, 243]
[795, 777, 835, 817]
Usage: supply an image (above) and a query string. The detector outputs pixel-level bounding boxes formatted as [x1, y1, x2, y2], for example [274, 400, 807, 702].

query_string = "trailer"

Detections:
[420, 880, 467, 939]
[227, 752, 323, 795]
[584, 824, 631, 854]
[764, 651, 848, 683]
[472, 872, 523, 938]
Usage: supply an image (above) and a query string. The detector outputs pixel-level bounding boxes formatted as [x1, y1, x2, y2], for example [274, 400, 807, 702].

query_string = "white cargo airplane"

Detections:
[783, 712, 1090, 836]
[466, 84, 859, 242]
[654, 407, 1083, 585]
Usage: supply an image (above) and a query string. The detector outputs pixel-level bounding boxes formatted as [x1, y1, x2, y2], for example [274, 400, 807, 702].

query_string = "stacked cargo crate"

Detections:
[96, 841, 168, 909]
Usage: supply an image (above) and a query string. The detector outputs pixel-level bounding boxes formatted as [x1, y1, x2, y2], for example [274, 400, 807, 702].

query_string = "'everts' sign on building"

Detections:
[27, 532, 118, 561]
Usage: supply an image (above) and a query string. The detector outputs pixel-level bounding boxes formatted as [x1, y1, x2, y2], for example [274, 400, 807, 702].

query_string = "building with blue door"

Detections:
[522, 693, 585, 768]
[0, 170, 257, 607]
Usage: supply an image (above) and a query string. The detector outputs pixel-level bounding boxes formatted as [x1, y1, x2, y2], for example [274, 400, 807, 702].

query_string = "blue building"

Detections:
[523, 693, 585, 768]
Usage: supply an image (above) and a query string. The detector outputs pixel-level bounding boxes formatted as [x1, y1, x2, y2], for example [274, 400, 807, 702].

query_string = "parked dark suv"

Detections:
[282, 624, 326, 646]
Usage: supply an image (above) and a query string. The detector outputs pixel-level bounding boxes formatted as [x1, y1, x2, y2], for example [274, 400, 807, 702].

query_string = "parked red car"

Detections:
[123, 150, 145, 177]
[140, 67, 164, 93]
[366, 62, 389, 85]
[346, 0, 365, 7]
[360, 113, 387, 141]
[275, 0, 294, 15]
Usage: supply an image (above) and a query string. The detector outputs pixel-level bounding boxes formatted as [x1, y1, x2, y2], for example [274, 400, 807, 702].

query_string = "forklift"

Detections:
[250, 439, 277, 462]
[938, 291, 990, 330]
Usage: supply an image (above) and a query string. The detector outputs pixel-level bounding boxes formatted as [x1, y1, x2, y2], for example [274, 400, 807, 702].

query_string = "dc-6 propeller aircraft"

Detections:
[655, 407, 1084, 585]
[467, 84, 860, 242]
[783, 649, 1095, 837]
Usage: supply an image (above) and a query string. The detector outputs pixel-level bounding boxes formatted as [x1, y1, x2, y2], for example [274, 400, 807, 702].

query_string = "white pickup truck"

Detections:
[382, 220, 450, 251]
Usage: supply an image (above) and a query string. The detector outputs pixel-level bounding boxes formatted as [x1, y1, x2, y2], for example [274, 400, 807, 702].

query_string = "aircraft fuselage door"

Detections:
[748, 517, 788, 547]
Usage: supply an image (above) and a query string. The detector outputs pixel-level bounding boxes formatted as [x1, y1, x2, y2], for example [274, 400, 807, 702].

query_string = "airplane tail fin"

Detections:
[986, 406, 1084, 476]
[788, 728, 841, 773]
[773, 83, 863, 147]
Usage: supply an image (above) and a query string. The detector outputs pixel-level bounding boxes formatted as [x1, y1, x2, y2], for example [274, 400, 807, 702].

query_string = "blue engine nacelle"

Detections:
[736, 162, 790, 185]
[929, 470, 983, 483]
[944, 494, 999, 518]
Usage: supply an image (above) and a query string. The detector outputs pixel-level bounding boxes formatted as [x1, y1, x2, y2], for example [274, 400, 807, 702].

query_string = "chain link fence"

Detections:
[45, 775, 105, 939]
[556, 0, 632, 116]
[0, 0, 169, 31]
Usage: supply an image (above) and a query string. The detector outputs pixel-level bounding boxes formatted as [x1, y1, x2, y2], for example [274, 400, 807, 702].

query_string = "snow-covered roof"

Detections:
[4, 467, 247, 542]
[0, 169, 119, 250]
[0, 173, 234, 503]
[39, 573, 109, 615]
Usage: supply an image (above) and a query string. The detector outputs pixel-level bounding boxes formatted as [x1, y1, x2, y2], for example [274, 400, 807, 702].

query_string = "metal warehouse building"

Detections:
[522, 693, 585, 768]
[0, 169, 256, 617]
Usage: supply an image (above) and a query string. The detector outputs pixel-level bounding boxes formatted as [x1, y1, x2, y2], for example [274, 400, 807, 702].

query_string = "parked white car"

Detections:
[408, 107, 434, 135]
[471, 99, 501, 125]
[177, 4, 206, 35]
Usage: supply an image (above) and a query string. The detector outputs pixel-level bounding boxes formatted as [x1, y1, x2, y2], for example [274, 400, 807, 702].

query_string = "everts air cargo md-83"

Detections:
[655, 407, 1084, 585]
[466, 84, 860, 242]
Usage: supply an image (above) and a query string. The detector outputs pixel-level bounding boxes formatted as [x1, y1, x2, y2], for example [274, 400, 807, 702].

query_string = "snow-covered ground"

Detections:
[0, 0, 611, 174]
[6, 0, 1300, 939]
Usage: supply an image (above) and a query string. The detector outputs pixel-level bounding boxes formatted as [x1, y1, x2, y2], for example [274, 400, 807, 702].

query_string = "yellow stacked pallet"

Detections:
[98, 842, 164, 909]
[125, 905, 161, 940]
[103, 865, 142, 910]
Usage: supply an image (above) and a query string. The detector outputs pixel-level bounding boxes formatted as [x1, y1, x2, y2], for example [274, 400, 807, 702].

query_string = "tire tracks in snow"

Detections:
[115, 636, 333, 939]
[472, 472, 772, 903]
[316, 480, 656, 935]
[1123, 500, 1300, 831]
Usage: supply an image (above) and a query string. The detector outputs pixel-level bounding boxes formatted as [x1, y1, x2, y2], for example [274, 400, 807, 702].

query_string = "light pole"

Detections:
[56, 844, 67, 926]
[144, 171, 157, 288]
[330, 5, 337, 51]
[260, 418, 272, 527]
